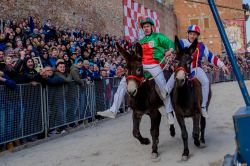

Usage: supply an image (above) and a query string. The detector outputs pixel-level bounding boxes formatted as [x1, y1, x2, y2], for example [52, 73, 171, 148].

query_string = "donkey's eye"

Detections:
[136, 68, 141, 73]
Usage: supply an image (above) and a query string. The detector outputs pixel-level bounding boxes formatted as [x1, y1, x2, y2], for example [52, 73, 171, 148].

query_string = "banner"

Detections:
[223, 18, 246, 53]
[123, 0, 160, 41]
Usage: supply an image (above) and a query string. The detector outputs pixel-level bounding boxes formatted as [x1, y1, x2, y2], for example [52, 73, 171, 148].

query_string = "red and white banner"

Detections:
[123, 0, 160, 41]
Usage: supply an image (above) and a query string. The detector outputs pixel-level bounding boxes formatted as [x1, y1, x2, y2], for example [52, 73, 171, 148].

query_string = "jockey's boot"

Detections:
[97, 109, 117, 119]
[167, 112, 175, 125]
[201, 107, 209, 118]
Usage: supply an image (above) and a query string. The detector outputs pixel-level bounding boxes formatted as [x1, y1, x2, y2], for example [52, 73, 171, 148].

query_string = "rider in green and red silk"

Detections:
[139, 17, 174, 68]
[97, 17, 176, 125]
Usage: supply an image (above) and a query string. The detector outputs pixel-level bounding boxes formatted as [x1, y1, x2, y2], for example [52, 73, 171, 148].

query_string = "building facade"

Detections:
[173, 0, 246, 55]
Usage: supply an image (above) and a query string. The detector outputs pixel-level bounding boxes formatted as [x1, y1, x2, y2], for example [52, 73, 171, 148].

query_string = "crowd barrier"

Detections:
[0, 70, 249, 145]
[45, 81, 96, 131]
[0, 84, 44, 145]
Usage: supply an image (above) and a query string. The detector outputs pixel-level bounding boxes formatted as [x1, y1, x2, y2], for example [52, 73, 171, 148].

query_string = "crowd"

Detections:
[0, 17, 131, 89]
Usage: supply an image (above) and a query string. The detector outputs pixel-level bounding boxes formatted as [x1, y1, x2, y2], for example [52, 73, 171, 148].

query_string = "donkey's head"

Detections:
[174, 36, 198, 87]
[116, 42, 143, 96]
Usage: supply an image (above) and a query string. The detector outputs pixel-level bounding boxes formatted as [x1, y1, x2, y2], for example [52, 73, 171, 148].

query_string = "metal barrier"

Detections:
[207, 70, 250, 83]
[0, 70, 249, 145]
[94, 77, 126, 113]
[46, 81, 96, 131]
[0, 84, 44, 145]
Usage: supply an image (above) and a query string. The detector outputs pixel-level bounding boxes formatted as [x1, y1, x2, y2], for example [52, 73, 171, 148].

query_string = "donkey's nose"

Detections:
[128, 89, 137, 96]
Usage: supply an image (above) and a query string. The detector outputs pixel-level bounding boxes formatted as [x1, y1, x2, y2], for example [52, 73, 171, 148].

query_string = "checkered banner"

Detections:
[123, 0, 160, 41]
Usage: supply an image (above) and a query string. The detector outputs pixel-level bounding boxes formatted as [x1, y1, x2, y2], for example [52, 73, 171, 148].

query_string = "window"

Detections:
[204, 17, 210, 28]
[190, 18, 200, 26]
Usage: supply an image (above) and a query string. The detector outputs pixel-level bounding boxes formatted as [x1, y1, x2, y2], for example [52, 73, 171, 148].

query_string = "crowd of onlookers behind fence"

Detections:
[0, 16, 249, 152]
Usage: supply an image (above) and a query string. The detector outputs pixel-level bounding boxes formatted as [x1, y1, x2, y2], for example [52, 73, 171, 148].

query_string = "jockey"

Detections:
[97, 17, 175, 124]
[166, 25, 229, 118]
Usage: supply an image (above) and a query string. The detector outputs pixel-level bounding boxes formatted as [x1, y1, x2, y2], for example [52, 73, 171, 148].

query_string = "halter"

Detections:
[175, 66, 189, 74]
[174, 66, 195, 82]
[126, 75, 145, 88]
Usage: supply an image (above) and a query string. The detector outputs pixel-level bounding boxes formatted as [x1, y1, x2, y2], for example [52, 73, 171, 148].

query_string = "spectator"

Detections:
[100, 69, 108, 78]
[0, 70, 16, 89]
[82, 60, 92, 81]
[0, 51, 5, 71]
[70, 57, 85, 87]
[22, 57, 42, 85]
[49, 47, 58, 68]
[40, 49, 52, 67]
[54, 60, 72, 83]
[63, 53, 72, 73]
[92, 64, 101, 81]
[41, 66, 65, 86]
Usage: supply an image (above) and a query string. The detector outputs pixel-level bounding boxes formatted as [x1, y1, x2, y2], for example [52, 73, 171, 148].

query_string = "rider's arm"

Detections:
[158, 33, 175, 51]
[202, 43, 224, 68]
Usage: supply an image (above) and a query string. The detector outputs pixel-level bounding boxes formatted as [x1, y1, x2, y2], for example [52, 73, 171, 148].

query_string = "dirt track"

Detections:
[1, 81, 249, 166]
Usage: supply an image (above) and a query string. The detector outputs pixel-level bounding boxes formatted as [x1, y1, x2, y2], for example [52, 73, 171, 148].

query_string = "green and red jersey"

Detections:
[140, 32, 174, 65]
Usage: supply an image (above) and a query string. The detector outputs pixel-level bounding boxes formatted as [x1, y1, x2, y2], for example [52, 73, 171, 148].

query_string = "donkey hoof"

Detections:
[151, 152, 158, 159]
[141, 138, 150, 145]
[199, 142, 207, 148]
[181, 155, 189, 161]
[194, 140, 200, 147]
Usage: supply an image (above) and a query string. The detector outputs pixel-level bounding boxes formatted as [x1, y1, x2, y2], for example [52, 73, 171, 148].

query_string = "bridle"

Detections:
[174, 66, 195, 82]
[126, 75, 145, 88]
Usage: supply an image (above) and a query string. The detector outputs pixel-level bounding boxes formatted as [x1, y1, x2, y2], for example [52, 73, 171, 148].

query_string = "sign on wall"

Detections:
[123, 0, 160, 41]
[223, 18, 246, 54]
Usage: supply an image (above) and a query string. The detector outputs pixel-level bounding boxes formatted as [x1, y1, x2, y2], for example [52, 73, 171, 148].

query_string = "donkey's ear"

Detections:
[135, 42, 143, 60]
[116, 42, 131, 62]
[188, 39, 198, 56]
[174, 35, 183, 55]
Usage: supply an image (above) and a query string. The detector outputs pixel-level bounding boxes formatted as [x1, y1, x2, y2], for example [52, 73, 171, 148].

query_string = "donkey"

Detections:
[171, 36, 211, 161]
[116, 42, 175, 159]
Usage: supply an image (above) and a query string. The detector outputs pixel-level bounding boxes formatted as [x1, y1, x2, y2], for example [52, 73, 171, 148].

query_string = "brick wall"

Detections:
[0, 0, 176, 39]
[173, 0, 245, 54]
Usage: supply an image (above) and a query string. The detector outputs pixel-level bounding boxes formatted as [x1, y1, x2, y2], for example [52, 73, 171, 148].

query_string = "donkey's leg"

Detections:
[176, 116, 189, 161]
[200, 116, 206, 145]
[192, 114, 201, 147]
[150, 110, 161, 158]
[132, 111, 150, 145]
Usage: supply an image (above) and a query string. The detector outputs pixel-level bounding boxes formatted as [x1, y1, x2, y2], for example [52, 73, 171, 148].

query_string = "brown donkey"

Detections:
[116, 42, 175, 159]
[171, 36, 211, 161]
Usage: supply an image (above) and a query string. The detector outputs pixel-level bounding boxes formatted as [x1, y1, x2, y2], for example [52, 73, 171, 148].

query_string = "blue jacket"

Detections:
[0, 74, 17, 90]
[92, 71, 101, 81]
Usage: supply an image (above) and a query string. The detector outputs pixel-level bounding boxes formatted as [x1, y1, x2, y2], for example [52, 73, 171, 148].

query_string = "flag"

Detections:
[123, 0, 160, 41]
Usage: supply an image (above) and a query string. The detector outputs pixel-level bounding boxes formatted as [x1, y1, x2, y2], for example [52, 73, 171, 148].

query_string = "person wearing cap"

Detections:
[165, 25, 229, 118]
[97, 17, 176, 125]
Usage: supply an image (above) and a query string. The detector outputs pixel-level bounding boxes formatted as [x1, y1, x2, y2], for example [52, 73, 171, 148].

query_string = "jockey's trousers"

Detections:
[108, 64, 173, 114]
[166, 67, 210, 110]
[143, 64, 173, 114]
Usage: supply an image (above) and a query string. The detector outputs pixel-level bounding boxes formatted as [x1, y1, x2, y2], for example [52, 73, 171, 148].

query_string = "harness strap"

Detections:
[126, 75, 145, 87]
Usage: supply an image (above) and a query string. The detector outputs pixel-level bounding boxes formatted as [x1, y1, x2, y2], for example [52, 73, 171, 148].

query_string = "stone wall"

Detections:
[173, 0, 245, 54]
[0, 0, 176, 39]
